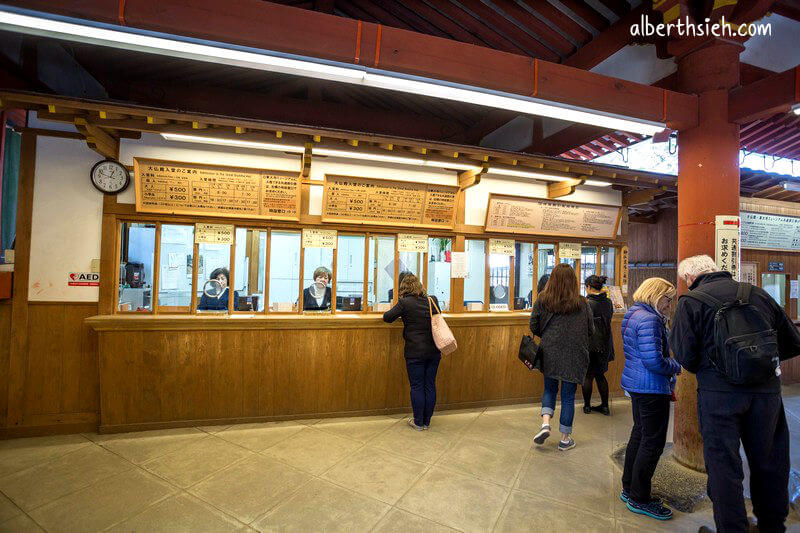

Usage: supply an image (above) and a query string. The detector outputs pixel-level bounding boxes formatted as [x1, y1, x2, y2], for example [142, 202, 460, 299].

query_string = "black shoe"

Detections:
[591, 404, 611, 415]
[627, 499, 673, 520]
[583, 405, 592, 414]
[697, 527, 714, 533]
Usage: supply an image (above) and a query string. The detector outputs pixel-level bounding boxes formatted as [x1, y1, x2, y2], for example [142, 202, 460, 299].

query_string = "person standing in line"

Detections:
[582, 275, 615, 415]
[530, 264, 593, 451]
[383, 274, 442, 431]
[620, 277, 681, 521]
[671, 255, 800, 533]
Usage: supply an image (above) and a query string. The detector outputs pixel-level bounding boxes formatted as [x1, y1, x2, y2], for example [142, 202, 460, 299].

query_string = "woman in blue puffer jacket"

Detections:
[620, 277, 681, 522]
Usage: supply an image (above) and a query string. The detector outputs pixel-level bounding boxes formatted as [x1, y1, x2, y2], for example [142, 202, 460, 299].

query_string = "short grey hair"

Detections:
[677, 255, 719, 280]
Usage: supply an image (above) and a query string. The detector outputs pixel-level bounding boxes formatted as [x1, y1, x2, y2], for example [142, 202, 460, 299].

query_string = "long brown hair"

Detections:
[398, 273, 425, 298]
[537, 263, 583, 314]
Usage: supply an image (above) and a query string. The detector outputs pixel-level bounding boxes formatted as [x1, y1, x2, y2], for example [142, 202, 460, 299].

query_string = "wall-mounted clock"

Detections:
[90, 159, 130, 194]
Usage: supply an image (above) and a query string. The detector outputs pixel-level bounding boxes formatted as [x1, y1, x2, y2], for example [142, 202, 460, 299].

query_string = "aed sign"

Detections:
[68, 272, 100, 287]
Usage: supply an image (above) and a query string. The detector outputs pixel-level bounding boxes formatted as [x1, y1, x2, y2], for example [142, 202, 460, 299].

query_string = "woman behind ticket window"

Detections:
[303, 266, 332, 311]
[198, 267, 239, 311]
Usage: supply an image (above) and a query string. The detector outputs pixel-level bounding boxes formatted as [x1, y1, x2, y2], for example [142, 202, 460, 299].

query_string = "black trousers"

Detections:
[622, 392, 670, 503]
[698, 390, 789, 533]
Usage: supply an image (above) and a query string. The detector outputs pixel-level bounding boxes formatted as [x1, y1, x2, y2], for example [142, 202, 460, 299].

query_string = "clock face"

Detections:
[91, 160, 130, 194]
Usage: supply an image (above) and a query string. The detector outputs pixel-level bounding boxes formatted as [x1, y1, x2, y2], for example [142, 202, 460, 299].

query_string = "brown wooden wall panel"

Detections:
[629, 208, 677, 263]
[96, 317, 628, 431]
[0, 303, 13, 427]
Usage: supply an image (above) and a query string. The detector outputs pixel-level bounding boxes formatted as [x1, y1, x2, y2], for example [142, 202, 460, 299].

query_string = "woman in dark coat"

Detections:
[530, 264, 593, 451]
[383, 274, 441, 430]
[582, 275, 615, 415]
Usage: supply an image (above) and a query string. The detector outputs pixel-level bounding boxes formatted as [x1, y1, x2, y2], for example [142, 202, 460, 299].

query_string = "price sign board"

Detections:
[398, 234, 429, 253]
[302, 229, 337, 248]
[489, 239, 515, 256]
[195, 223, 234, 244]
[558, 242, 581, 260]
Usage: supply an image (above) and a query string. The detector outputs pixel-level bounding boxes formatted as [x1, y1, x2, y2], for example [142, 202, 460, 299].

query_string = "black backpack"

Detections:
[683, 282, 779, 385]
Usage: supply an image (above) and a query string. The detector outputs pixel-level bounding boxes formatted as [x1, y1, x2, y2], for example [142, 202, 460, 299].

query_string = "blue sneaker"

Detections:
[626, 499, 673, 520]
[620, 490, 661, 505]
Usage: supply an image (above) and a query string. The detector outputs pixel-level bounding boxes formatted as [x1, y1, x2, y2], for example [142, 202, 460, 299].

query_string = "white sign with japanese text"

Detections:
[558, 242, 581, 260]
[488, 239, 515, 256]
[715, 215, 740, 280]
[302, 229, 337, 248]
[398, 234, 429, 253]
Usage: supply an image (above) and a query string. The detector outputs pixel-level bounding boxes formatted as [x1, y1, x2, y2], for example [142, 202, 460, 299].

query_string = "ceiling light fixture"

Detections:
[780, 180, 800, 192]
[0, 7, 666, 136]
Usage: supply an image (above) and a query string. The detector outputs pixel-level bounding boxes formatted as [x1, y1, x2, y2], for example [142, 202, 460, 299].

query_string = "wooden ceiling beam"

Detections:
[547, 177, 585, 199]
[729, 67, 800, 124]
[562, 4, 645, 70]
[488, 0, 575, 56]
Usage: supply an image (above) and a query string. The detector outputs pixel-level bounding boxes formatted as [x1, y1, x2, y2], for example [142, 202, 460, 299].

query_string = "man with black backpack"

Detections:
[671, 255, 800, 533]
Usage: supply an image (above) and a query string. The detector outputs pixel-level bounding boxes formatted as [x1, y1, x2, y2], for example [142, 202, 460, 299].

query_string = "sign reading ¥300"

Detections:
[134, 158, 301, 221]
[741, 211, 800, 251]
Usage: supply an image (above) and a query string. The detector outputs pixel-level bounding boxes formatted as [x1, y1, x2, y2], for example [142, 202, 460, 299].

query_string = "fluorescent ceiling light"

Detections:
[583, 180, 611, 187]
[161, 133, 304, 152]
[792, 104, 800, 116]
[486, 167, 565, 182]
[0, 7, 665, 136]
[313, 147, 424, 165]
[781, 180, 800, 192]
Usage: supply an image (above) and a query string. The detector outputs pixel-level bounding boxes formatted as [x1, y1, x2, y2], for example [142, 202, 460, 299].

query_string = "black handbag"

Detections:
[518, 311, 553, 371]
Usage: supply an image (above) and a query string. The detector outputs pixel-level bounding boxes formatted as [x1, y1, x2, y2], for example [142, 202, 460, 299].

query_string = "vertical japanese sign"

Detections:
[620, 246, 629, 294]
[715, 215, 741, 280]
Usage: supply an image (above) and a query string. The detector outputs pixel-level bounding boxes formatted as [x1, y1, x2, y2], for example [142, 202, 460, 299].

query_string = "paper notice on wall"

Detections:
[398, 234, 429, 253]
[715, 215, 741, 280]
[168, 252, 181, 270]
[607, 285, 626, 312]
[489, 238, 515, 256]
[450, 252, 468, 278]
[558, 242, 581, 260]
[792, 280, 799, 299]
[740, 261, 758, 285]
[302, 228, 337, 248]
[160, 269, 179, 290]
[195, 223, 234, 245]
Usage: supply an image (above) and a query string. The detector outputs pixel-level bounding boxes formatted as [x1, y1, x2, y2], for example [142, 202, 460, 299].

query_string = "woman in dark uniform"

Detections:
[198, 267, 239, 311]
[582, 274, 615, 415]
[303, 266, 332, 311]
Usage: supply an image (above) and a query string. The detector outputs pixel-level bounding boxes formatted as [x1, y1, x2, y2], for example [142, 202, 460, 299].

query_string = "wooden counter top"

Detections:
[85, 312, 534, 331]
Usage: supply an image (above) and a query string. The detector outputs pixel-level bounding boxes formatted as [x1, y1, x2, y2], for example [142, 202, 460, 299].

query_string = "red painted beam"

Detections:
[729, 66, 800, 123]
[2, 0, 697, 130]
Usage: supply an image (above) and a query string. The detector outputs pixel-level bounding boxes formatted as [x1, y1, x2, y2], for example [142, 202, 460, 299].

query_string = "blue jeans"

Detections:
[540, 377, 577, 434]
[405, 356, 441, 426]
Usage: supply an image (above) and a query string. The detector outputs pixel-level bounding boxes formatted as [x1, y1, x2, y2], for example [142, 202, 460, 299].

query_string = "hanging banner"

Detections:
[715, 215, 740, 280]
[195, 223, 234, 244]
[398, 234, 429, 253]
[302, 229, 337, 248]
[740, 261, 758, 285]
[558, 242, 581, 260]
[489, 239, 515, 256]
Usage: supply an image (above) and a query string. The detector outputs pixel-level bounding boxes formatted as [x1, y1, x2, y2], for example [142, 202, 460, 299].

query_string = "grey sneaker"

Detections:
[558, 437, 576, 451]
[422, 425, 430, 430]
[533, 424, 551, 445]
[407, 419, 424, 431]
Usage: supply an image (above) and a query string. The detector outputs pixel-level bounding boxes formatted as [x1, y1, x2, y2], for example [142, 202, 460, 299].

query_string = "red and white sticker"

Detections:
[68, 272, 99, 286]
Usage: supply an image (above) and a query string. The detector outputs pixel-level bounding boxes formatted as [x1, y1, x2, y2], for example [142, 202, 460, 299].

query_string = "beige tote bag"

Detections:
[428, 296, 457, 355]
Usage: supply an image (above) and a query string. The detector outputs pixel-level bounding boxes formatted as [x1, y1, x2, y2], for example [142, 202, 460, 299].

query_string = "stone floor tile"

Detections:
[252, 478, 389, 532]
[530, 433, 614, 470]
[0, 435, 91, 478]
[0, 513, 44, 532]
[188, 454, 311, 524]
[314, 415, 398, 443]
[396, 466, 510, 533]
[89, 427, 207, 464]
[214, 421, 305, 452]
[516, 453, 615, 517]
[198, 425, 232, 434]
[0, 493, 21, 524]
[261, 427, 361, 475]
[436, 435, 528, 487]
[107, 493, 247, 532]
[142, 435, 252, 488]
[371, 508, 459, 533]
[29, 469, 175, 533]
[369, 419, 459, 464]
[461, 410, 535, 448]
[322, 446, 428, 504]
[495, 490, 615, 532]
[425, 410, 482, 434]
[0, 445, 132, 511]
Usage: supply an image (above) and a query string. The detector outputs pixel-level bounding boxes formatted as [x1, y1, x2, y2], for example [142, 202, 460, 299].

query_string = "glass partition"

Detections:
[489, 252, 511, 310]
[368, 235, 396, 311]
[427, 238, 451, 311]
[118, 222, 155, 312]
[762, 273, 786, 307]
[580, 246, 598, 296]
[399, 251, 424, 280]
[537, 243, 555, 291]
[196, 242, 233, 313]
[302, 246, 334, 312]
[464, 239, 486, 311]
[158, 224, 194, 311]
[514, 242, 534, 310]
[234, 228, 267, 311]
[600, 246, 616, 284]
[336, 235, 365, 312]
[269, 230, 301, 312]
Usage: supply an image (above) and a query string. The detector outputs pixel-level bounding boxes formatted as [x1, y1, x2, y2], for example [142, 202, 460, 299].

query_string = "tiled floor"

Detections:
[1, 392, 799, 532]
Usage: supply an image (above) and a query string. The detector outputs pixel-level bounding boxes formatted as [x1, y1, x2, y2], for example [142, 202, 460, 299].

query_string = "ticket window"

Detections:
[118, 222, 155, 312]
[600, 246, 616, 284]
[580, 246, 598, 296]
[399, 250, 424, 280]
[269, 230, 301, 312]
[336, 235, 365, 312]
[368, 235, 396, 311]
[302, 247, 334, 312]
[427, 238, 452, 311]
[464, 239, 486, 311]
[514, 242, 535, 310]
[489, 252, 511, 310]
[762, 273, 786, 307]
[538, 244, 555, 287]
[233, 228, 267, 312]
[196, 242, 233, 313]
[157, 224, 194, 312]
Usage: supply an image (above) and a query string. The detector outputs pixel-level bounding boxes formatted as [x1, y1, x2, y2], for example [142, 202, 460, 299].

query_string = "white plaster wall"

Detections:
[29, 136, 103, 301]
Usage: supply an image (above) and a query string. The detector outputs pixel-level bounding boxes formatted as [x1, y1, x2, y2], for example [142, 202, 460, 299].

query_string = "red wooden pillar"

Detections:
[673, 42, 742, 471]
